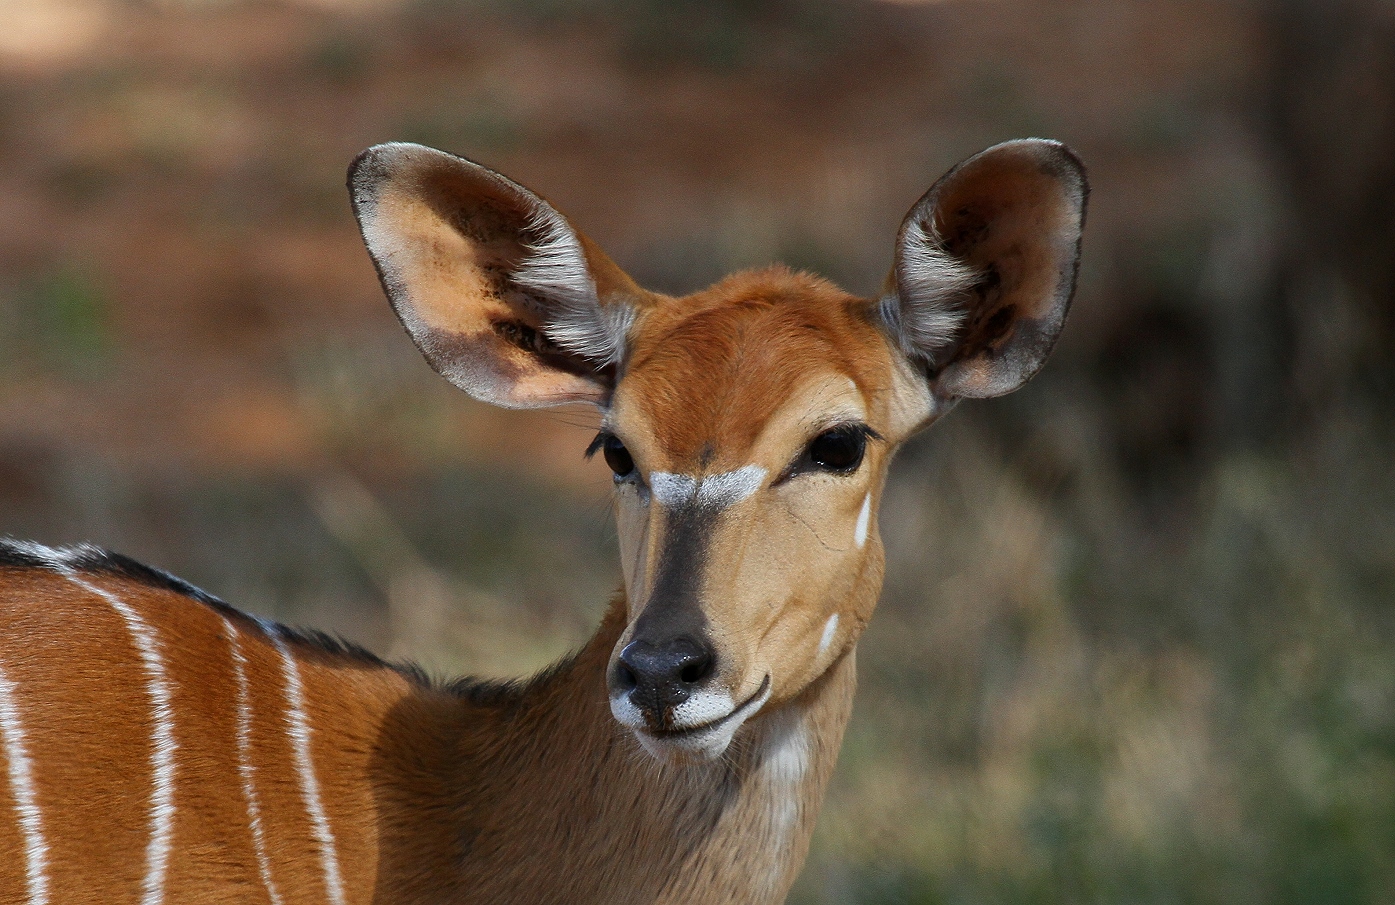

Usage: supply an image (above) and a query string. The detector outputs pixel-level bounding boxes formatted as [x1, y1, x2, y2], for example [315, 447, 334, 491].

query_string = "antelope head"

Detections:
[350, 140, 1086, 763]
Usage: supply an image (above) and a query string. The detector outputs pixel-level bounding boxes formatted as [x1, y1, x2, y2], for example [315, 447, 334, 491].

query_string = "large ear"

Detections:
[349, 142, 643, 408]
[881, 138, 1087, 399]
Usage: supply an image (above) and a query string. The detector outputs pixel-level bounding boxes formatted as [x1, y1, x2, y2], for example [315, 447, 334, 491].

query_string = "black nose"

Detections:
[615, 637, 716, 714]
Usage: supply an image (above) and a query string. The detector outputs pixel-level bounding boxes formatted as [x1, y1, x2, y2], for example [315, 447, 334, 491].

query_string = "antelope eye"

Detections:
[807, 426, 867, 473]
[602, 435, 636, 479]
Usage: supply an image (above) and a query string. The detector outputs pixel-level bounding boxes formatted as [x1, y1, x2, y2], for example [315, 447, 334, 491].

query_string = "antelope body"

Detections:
[0, 138, 1085, 904]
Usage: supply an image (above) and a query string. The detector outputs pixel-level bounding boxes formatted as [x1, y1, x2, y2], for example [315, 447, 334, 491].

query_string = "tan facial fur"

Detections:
[601, 270, 911, 758]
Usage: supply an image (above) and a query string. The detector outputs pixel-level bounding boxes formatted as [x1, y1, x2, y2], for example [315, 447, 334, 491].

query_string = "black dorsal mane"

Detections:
[0, 537, 436, 689]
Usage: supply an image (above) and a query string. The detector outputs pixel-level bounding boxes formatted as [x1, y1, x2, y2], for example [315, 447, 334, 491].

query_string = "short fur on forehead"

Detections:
[622, 266, 886, 463]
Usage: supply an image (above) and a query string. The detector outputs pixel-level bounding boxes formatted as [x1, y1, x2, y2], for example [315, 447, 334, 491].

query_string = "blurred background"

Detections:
[1, 0, 1392, 901]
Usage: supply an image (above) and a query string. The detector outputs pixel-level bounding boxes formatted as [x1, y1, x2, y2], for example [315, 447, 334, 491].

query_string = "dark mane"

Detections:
[0, 538, 578, 705]
[0, 537, 436, 689]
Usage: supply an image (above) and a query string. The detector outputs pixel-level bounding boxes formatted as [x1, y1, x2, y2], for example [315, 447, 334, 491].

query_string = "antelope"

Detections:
[0, 138, 1085, 904]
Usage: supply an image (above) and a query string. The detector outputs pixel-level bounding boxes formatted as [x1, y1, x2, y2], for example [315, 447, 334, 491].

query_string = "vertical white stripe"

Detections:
[66, 574, 177, 905]
[268, 631, 347, 905]
[757, 711, 811, 899]
[0, 658, 49, 905]
[221, 617, 283, 905]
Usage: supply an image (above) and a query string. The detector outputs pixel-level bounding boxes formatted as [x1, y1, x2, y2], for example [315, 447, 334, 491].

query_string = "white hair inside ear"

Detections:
[515, 208, 634, 366]
[880, 216, 975, 364]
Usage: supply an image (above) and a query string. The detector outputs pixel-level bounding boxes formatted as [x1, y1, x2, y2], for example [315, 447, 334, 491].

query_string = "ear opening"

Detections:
[882, 138, 1088, 400]
[349, 142, 642, 409]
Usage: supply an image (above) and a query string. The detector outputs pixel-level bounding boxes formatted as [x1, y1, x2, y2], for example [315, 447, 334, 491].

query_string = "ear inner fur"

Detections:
[349, 142, 641, 408]
[884, 138, 1087, 401]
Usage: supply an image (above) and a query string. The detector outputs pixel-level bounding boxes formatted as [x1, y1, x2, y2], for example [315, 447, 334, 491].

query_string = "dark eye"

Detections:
[807, 426, 867, 473]
[602, 435, 636, 479]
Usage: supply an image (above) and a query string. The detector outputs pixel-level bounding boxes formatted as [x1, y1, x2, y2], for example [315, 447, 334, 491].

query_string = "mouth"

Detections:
[619, 675, 773, 761]
[647, 675, 772, 740]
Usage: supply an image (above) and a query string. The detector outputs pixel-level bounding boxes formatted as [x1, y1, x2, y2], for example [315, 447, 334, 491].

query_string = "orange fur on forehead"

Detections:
[623, 266, 889, 464]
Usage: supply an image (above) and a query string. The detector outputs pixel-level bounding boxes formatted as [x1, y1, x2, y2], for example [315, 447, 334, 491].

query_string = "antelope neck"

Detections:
[377, 597, 857, 905]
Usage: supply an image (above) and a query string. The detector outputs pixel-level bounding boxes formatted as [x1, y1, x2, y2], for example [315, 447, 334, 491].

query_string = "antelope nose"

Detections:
[615, 637, 715, 712]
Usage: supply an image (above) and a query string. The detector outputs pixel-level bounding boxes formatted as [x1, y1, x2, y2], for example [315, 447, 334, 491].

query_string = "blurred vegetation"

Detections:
[1, 0, 1392, 902]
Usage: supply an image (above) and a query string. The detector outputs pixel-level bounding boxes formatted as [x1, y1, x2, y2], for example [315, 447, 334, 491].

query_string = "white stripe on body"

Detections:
[0, 656, 49, 905]
[221, 617, 284, 905]
[65, 574, 178, 905]
[265, 625, 348, 905]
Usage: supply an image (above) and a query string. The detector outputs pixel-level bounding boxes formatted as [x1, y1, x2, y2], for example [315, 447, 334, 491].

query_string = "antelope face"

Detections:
[350, 139, 1086, 763]
[598, 275, 920, 760]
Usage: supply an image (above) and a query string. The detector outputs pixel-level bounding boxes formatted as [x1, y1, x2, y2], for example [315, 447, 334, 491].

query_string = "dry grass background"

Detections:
[1, 0, 1393, 902]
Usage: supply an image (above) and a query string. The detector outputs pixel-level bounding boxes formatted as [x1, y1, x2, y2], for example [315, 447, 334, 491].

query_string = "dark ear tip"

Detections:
[348, 143, 413, 207]
[347, 142, 437, 192]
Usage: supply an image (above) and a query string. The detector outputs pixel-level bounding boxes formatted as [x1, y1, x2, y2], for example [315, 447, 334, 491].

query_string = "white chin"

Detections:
[612, 677, 772, 763]
[634, 720, 743, 762]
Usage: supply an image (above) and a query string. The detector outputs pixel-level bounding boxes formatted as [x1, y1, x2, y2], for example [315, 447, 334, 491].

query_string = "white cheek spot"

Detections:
[818, 613, 839, 657]
[854, 493, 872, 548]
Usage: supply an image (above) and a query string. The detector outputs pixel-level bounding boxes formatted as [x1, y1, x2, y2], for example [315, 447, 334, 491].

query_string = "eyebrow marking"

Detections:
[650, 466, 767, 510]
[698, 466, 767, 507]
[650, 472, 697, 508]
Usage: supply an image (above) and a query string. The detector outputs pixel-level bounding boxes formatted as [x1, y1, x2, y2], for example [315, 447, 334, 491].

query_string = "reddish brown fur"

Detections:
[1, 138, 1084, 905]
[624, 267, 892, 467]
[0, 567, 852, 904]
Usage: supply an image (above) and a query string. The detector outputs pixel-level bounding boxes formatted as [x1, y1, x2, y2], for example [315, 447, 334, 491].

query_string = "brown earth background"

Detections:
[2, 0, 1393, 901]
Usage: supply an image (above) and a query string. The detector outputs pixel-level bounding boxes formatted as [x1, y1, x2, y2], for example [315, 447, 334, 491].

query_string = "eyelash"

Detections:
[587, 432, 637, 481]
[589, 423, 882, 484]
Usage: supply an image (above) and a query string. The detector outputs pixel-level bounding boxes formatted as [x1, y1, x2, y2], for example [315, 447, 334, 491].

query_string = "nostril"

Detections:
[617, 637, 716, 710]
[677, 653, 712, 686]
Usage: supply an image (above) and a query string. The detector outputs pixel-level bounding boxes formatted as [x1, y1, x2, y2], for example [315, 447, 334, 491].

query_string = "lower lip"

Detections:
[645, 675, 772, 741]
